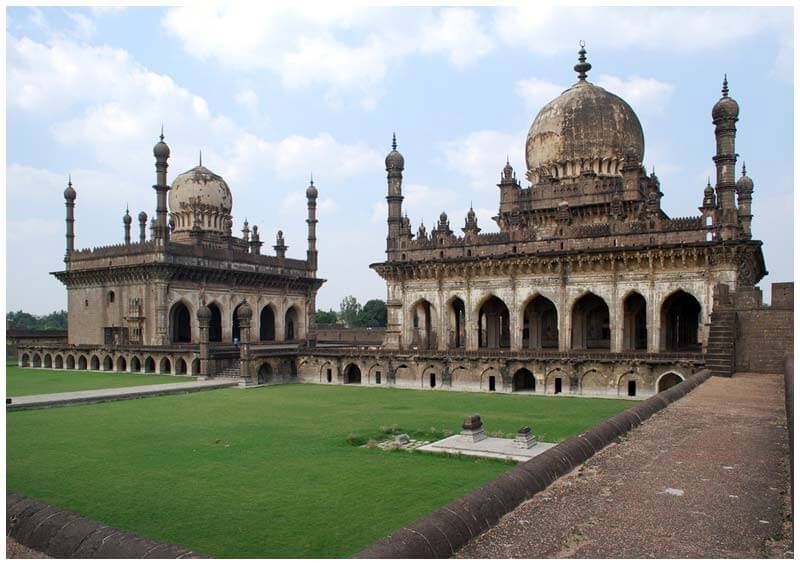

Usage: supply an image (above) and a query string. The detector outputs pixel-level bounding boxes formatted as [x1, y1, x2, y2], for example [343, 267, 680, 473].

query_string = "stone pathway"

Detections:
[457, 373, 792, 559]
[7, 379, 238, 410]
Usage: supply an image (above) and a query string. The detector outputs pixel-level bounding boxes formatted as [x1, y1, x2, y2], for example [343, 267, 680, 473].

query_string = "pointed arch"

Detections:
[175, 357, 188, 375]
[169, 300, 192, 343]
[159, 357, 172, 374]
[130, 356, 142, 373]
[521, 293, 559, 349]
[90, 355, 100, 371]
[103, 355, 113, 371]
[144, 356, 155, 373]
[657, 371, 685, 392]
[116, 356, 127, 372]
[260, 304, 276, 341]
[78, 355, 87, 370]
[512, 368, 535, 392]
[284, 305, 298, 341]
[191, 358, 200, 376]
[344, 363, 361, 384]
[446, 295, 466, 349]
[65, 354, 75, 370]
[43, 353, 52, 368]
[622, 291, 647, 351]
[571, 292, 610, 350]
[20, 353, 30, 367]
[208, 302, 223, 342]
[477, 295, 510, 349]
[661, 290, 702, 352]
[409, 298, 437, 350]
[54, 354, 63, 369]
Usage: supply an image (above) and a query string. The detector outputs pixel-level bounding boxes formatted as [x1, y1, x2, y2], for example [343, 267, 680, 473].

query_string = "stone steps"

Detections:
[706, 311, 736, 378]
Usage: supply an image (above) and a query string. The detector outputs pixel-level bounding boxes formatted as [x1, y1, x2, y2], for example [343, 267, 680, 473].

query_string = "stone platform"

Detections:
[417, 435, 555, 462]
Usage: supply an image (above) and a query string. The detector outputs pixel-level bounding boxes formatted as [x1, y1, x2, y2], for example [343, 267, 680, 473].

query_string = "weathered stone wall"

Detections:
[735, 283, 793, 374]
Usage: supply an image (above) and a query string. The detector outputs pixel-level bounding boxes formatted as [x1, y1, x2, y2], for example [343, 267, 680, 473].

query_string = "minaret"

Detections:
[250, 225, 263, 255]
[138, 211, 148, 244]
[711, 75, 740, 240]
[699, 177, 716, 239]
[63, 176, 76, 260]
[274, 230, 287, 259]
[498, 157, 520, 214]
[152, 127, 171, 244]
[242, 219, 250, 241]
[123, 206, 132, 245]
[385, 133, 405, 259]
[736, 162, 754, 239]
[306, 174, 318, 276]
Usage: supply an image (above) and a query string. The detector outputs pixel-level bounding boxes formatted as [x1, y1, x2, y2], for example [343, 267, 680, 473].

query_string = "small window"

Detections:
[376, 371, 381, 384]
[429, 373, 436, 388]
[401, 254, 406, 260]
[326, 368, 332, 383]
[107, 291, 115, 303]
[555, 377, 562, 394]
[467, 249, 472, 256]
[84, 299, 89, 307]
[512, 245, 517, 253]
[628, 380, 637, 397]
[439, 251, 444, 258]
[489, 375, 496, 391]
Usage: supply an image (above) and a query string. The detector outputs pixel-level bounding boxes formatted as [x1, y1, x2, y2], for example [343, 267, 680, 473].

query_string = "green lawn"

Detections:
[7, 382, 632, 557]
[6, 365, 192, 396]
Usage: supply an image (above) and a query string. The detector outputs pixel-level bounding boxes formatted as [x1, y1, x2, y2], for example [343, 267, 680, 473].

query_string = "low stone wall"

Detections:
[6, 493, 205, 558]
[352, 368, 712, 559]
[785, 355, 793, 507]
[734, 282, 793, 374]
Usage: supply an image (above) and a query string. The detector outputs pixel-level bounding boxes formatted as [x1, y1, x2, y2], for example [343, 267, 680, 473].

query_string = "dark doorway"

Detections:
[411, 300, 435, 349]
[661, 291, 701, 352]
[571, 293, 610, 350]
[429, 373, 436, 388]
[232, 303, 245, 343]
[623, 293, 648, 350]
[522, 296, 559, 349]
[489, 375, 496, 391]
[130, 357, 141, 372]
[326, 368, 332, 383]
[258, 363, 272, 384]
[208, 303, 222, 342]
[554, 377, 563, 394]
[285, 306, 298, 341]
[450, 298, 466, 348]
[344, 364, 361, 384]
[658, 372, 683, 392]
[479, 296, 510, 349]
[260, 306, 276, 341]
[512, 368, 536, 391]
[170, 302, 191, 343]
[627, 380, 637, 397]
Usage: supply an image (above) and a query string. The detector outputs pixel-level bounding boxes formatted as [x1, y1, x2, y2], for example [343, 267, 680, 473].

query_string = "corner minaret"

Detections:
[711, 75, 740, 240]
[736, 162, 754, 239]
[138, 211, 148, 244]
[385, 133, 405, 259]
[306, 174, 318, 276]
[152, 127, 171, 244]
[63, 176, 76, 260]
[123, 206, 132, 245]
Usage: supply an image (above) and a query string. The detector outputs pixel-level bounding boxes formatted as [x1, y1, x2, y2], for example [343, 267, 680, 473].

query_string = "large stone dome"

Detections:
[525, 50, 644, 184]
[168, 164, 232, 235]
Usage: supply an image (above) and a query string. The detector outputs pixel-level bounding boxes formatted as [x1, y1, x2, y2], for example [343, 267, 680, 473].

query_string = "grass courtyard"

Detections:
[7, 377, 633, 557]
[6, 364, 192, 397]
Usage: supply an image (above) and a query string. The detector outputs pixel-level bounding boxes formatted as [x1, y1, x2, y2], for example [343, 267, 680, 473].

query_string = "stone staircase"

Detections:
[215, 365, 241, 380]
[706, 310, 737, 377]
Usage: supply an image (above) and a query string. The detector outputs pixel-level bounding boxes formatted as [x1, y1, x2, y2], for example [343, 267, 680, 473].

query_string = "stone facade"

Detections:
[734, 283, 794, 374]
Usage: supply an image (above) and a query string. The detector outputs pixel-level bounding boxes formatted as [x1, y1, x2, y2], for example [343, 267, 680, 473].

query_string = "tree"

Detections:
[315, 309, 338, 325]
[339, 296, 361, 328]
[6, 310, 67, 331]
[355, 299, 387, 327]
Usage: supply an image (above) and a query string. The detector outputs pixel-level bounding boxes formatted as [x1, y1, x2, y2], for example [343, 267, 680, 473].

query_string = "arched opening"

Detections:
[410, 299, 436, 350]
[344, 364, 361, 384]
[571, 293, 610, 350]
[131, 356, 141, 372]
[191, 358, 200, 376]
[658, 372, 684, 392]
[78, 355, 87, 370]
[232, 303, 245, 343]
[512, 368, 536, 392]
[623, 292, 647, 351]
[103, 356, 113, 371]
[260, 305, 276, 341]
[285, 306, 298, 341]
[478, 296, 510, 349]
[175, 358, 187, 375]
[488, 375, 496, 392]
[522, 296, 558, 349]
[554, 377, 563, 394]
[20, 353, 30, 367]
[661, 291, 702, 352]
[325, 367, 333, 383]
[159, 357, 172, 374]
[258, 363, 273, 384]
[90, 355, 100, 371]
[54, 354, 63, 369]
[170, 302, 192, 343]
[116, 356, 127, 372]
[144, 356, 155, 373]
[65, 355, 75, 369]
[448, 297, 466, 349]
[43, 354, 52, 368]
[429, 373, 436, 388]
[32, 354, 42, 368]
[208, 303, 222, 342]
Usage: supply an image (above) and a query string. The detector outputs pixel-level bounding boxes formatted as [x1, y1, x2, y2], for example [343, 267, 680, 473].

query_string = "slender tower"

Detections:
[152, 128, 171, 243]
[736, 162, 754, 239]
[711, 75, 740, 240]
[123, 206, 132, 245]
[306, 174, 318, 276]
[63, 176, 76, 260]
[385, 133, 405, 259]
[138, 211, 148, 244]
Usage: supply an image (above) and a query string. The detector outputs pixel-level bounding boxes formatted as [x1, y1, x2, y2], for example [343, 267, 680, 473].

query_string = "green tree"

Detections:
[315, 309, 338, 325]
[355, 299, 387, 327]
[6, 310, 67, 331]
[338, 296, 362, 328]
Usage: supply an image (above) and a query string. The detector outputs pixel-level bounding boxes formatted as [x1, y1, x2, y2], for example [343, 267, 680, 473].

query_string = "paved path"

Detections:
[457, 373, 792, 559]
[7, 379, 238, 410]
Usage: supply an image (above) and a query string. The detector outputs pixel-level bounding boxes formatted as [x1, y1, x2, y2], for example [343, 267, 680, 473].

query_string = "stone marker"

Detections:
[461, 414, 486, 443]
[513, 426, 537, 449]
[394, 434, 410, 445]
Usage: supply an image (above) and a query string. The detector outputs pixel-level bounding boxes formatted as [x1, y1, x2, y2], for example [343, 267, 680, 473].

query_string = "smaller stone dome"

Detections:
[123, 208, 131, 223]
[306, 176, 318, 199]
[237, 301, 253, 320]
[736, 163, 753, 192]
[153, 130, 170, 160]
[138, 211, 148, 222]
[197, 303, 211, 321]
[712, 76, 739, 121]
[63, 178, 76, 200]
[385, 133, 404, 171]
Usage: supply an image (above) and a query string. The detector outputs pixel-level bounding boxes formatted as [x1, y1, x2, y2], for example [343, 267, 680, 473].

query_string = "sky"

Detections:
[5, 5, 794, 314]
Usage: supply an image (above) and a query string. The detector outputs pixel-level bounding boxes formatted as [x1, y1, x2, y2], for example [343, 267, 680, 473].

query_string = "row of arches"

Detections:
[169, 301, 299, 344]
[19, 352, 200, 376]
[410, 289, 701, 352]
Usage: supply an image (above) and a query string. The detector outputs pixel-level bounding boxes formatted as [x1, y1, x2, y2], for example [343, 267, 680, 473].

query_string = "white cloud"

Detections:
[417, 8, 494, 67]
[66, 11, 96, 41]
[515, 78, 564, 110]
[595, 74, 674, 114]
[236, 87, 260, 115]
[443, 130, 523, 191]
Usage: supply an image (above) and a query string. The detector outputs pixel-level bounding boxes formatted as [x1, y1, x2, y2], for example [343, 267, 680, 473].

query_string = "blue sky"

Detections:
[6, 5, 794, 314]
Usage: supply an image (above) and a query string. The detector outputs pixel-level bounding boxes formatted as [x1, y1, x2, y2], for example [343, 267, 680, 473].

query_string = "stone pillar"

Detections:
[64, 178, 76, 259]
[156, 283, 168, 346]
[198, 304, 211, 378]
[510, 284, 521, 352]
[237, 300, 253, 383]
[152, 131, 170, 244]
[138, 211, 148, 244]
[712, 76, 739, 241]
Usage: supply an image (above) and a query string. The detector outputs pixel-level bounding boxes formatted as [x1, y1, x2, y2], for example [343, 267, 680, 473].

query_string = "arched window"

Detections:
[170, 302, 192, 343]
[449, 298, 466, 349]
[344, 364, 361, 384]
[116, 356, 127, 372]
[623, 293, 647, 351]
[232, 303, 244, 343]
[410, 300, 436, 350]
[260, 306, 276, 341]
[522, 296, 558, 349]
[285, 306, 298, 341]
[571, 293, 610, 350]
[208, 303, 222, 342]
[478, 296, 510, 349]
[661, 291, 701, 352]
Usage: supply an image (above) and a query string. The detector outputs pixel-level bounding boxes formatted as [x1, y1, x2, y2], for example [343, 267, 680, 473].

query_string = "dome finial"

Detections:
[392, 132, 397, 151]
[742, 161, 746, 176]
[574, 41, 591, 81]
[199, 150, 202, 167]
[68, 174, 72, 187]
[160, 123, 164, 141]
[310, 171, 314, 185]
[722, 74, 729, 97]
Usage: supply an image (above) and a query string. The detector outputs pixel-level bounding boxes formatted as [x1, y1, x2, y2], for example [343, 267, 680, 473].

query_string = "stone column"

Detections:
[156, 283, 168, 346]
[198, 304, 211, 378]
[237, 300, 253, 383]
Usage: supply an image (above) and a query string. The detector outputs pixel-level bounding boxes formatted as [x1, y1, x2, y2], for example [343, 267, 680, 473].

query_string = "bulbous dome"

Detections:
[153, 132, 170, 160]
[306, 178, 318, 199]
[737, 164, 753, 192]
[63, 179, 76, 200]
[138, 210, 148, 222]
[197, 304, 211, 321]
[385, 133, 404, 171]
[169, 165, 232, 214]
[237, 301, 253, 320]
[712, 76, 739, 122]
[525, 80, 644, 182]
